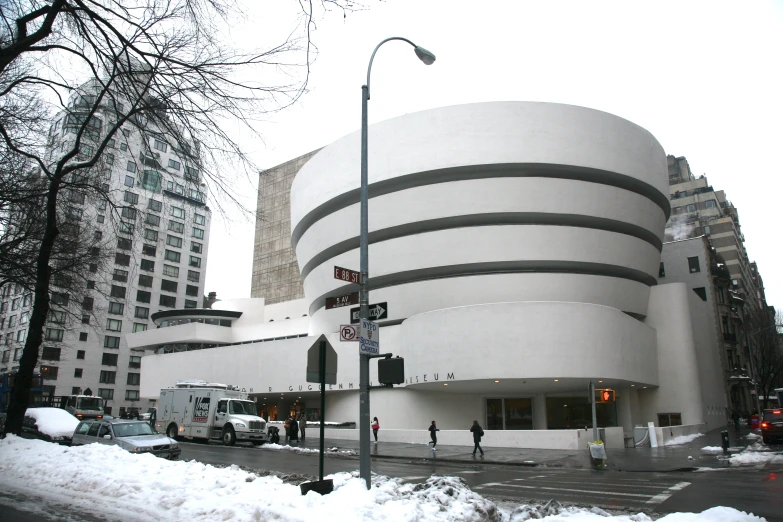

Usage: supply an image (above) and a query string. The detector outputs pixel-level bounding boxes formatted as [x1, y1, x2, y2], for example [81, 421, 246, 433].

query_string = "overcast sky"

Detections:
[203, 0, 783, 309]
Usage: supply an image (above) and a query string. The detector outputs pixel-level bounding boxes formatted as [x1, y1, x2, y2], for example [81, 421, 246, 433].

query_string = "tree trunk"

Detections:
[3, 178, 61, 436]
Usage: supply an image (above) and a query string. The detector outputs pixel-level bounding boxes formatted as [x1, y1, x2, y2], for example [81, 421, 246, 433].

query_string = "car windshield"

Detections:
[77, 397, 104, 410]
[229, 400, 257, 416]
[112, 422, 155, 437]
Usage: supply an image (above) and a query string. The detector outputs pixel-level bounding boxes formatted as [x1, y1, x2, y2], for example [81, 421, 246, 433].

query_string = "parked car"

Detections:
[139, 407, 156, 421]
[71, 418, 180, 459]
[21, 407, 79, 445]
[761, 409, 783, 444]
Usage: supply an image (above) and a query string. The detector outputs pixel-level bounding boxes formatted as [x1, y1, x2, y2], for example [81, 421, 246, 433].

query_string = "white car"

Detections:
[21, 407, 80, 445]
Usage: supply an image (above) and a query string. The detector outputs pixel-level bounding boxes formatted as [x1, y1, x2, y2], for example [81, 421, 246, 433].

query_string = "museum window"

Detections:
[658, 413, 682, 427]
[545, 396, 617, 430]
[486, 398, 534, 431]
[687, 256, 700, 273]
[658, 262, 665, 278]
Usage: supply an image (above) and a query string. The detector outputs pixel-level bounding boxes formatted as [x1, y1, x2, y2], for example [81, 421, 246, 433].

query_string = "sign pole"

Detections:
[358, 82, 371, 490]
[319, 339, 326, 481]
[590, 380, 598, 442]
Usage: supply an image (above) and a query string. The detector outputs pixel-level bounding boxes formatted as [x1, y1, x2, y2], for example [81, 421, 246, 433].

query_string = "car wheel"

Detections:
[167, 424, 178, 440]
[222, 425, 236, 446]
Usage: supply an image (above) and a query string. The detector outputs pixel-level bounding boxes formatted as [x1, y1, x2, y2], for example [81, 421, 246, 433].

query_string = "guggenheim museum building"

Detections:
[130, 102, 727, 449]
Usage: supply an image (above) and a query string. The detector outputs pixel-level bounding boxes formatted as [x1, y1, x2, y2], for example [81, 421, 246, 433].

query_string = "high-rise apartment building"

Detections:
[250, 150, 317, 304]
[0, 78, 211, 417]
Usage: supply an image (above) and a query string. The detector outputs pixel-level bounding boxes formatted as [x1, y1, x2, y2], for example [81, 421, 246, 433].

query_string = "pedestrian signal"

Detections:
[595, 388, 615, 403]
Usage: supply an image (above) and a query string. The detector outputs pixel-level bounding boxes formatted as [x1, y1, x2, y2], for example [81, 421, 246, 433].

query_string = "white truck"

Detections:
[156, 380, 267, 446]
[61, 395, 105, 420]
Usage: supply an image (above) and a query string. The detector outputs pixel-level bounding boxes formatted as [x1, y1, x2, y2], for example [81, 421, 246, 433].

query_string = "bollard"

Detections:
[721, 430, 730, 454]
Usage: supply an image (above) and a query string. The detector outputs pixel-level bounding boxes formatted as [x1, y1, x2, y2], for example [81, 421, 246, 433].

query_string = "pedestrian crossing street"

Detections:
[398, 470, 690, 509]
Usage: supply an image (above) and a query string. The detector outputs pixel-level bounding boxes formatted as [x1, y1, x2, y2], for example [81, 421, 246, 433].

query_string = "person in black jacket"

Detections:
[428, 420, 439, 450]
[470, 420, 484, 455]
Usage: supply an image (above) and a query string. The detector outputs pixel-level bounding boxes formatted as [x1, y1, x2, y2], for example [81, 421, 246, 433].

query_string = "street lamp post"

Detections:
[359, 37, 435, 489]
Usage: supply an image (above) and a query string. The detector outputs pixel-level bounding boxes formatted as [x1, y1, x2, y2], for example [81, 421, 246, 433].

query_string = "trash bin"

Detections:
[751, 414, 760, 430]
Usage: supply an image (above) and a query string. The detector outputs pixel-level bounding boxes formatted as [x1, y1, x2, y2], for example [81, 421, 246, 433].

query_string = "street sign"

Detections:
[334, 266, 360, 284]
[359, 319, 379, 355]
[326, 292, 359, 309]
[350, 302, 388, 324]
[340, 324, 359, 342]
[306, 334, 338, 385]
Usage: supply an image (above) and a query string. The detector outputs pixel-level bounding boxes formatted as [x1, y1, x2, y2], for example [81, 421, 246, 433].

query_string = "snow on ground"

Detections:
[700, 446, 724, 454]
[726, 447, 783, 466]
[745, 433, 760, 440]
[0, 436, 767, 522]
[664, 433, 703, 446]
[260, 442, 358, 456]
[24, 407, 79, 437]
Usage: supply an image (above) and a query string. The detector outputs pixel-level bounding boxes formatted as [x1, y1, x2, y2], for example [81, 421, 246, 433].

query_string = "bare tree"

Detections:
[1, 0, 359, 435]
[746, 308, 783, 410]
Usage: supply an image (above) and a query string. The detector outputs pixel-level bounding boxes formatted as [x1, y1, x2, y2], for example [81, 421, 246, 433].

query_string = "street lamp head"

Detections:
[414, 46, 436, 65]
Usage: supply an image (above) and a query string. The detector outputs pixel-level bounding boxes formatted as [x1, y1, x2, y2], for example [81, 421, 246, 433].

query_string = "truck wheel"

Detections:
[167, 424, 178, 440]
[222, 425, 236, 446]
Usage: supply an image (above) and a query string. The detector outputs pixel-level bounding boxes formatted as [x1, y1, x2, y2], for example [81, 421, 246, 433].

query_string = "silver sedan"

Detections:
[72, 419, 180, 459]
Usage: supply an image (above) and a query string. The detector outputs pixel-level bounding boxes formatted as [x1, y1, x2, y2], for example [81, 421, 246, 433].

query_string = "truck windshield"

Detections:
[229, 400, 258, 416]
[113, 422, 155, 437]
[78, 397, 104, 410]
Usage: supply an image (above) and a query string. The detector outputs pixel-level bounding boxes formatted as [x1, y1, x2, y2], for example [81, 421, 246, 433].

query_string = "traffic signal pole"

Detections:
[590, 380, 598, 442]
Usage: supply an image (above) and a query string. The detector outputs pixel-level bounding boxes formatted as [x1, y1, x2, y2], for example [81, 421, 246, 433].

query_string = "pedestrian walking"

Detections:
[428, 420, 439, 450]
[372, 417, 380, 442]
[289, 417, 299, 443]
[470, 420, 485, 455]
[284, 417, 291, 443]
[299, 413, 307, 440]
[731, 410, 741, 432]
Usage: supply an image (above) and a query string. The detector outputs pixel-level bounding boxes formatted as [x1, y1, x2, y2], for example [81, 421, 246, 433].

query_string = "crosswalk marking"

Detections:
[645, 482, 691, 506]
[455, 470, 483, 474]
[477, 483, 653, 498]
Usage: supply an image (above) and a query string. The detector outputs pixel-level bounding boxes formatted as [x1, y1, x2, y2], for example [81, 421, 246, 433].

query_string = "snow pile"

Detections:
[507, 501, 763, 521]
[24, 407, 79, 437]
[0, 436, 496, 522]
[728, 448, 783, 466]
[664, 433, 703, 446]
[745, 433, 760, 440]
[700, 446, 724, 454]
[259, 443, 357, 456]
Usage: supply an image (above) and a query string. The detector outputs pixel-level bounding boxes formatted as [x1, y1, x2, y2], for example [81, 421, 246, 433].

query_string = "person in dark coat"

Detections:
[428, 420, 439, 450]
[470, 420, 485, 455]
[288, 417, 299, 443]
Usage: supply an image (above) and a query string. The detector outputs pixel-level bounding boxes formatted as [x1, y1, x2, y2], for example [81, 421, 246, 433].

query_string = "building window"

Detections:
[98, 388, 114, 400]
[113, 269, 128, 282]
[686, 204, 696, 212]
[166, 235, 183, 248]
[194, 214, 205, 226]
[126, 161, 137, 173]
[115, 253, 131, 266]
[16, 330, 26, 343]
[164, 250, 181, 263]
[189, 256, 201, 268]
[706, 200, 717, 208]
[148, 199, 162, 212]
[129, 356, 142, 368]
[79, 332, 88, 341]
[153, 139, 168, 152]
[89, 263, 98, 273]
[44, 328, 64, 342]
[186, 285, 199, 297]
[41, 347, 61, 361]
[192, 227, 204, 239]
[127, 372, 141, 386]
[687, 256, 700, 273]
[187, 270, 200, 283]
[142, 244, 157, 257]
[124, 175, 135, 187]
[117, 238, 132, 250]
[135, 307, 149, 319]
[99, 370, 116, 384]
[163, 265, 179, 278]
[51, 292, 69, 305]
[41, 366, 58, 380]
[74, 368, 83, 378]
[145, 214, 160, 227]
[161, 279, 178, 293]
[97, 214, 105, 223]
[102, 353, 119, 366]
[108, 302, 124, 315]
[191, 242, 202, 254]
[132, 323, 147, 333]
[81, 315, 90, 324]
[110, 285, 126, 299]
[136, 274, 152, 288]
[168, 220, 184, 234]
[48, 309, 66, 324]
[126, 390, 140, 401]
[77, 350, 85, 360]
[692, 287, 707, 301]
[144, 229, 158, 241]
[658, 413, 682, 427]
[121, 207, 137, 220]
[168, 159, 181, 170]
[184, 299, 198, 309]
[141, 170, 162, 192]
[136, 290, 151, 303]
[82, 297, 94, 311]
[171, 206, 185, 219]
[658, 262, 665, 278]
[159, 295, 176, 308]
[119, 221, 134, 235]
[140, 259, 155, 272]
[106, 319, 122, 332]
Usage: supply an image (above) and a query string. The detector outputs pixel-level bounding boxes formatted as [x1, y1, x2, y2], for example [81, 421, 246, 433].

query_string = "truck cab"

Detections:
[63, 395, 104, 420]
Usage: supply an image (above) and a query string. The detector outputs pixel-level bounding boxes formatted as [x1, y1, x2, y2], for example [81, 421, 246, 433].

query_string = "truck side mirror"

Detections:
[103, 434, 112, 440]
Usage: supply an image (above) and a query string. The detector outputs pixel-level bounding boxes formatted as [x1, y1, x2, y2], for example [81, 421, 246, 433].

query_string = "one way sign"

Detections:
[350, 302, 388, 324]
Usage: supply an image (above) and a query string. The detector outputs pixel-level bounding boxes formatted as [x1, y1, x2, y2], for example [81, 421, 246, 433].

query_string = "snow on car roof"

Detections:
[24, 408, 80, 438]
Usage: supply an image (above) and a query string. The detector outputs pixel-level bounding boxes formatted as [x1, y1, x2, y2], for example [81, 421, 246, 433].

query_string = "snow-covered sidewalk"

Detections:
[0, 436, 767, 521]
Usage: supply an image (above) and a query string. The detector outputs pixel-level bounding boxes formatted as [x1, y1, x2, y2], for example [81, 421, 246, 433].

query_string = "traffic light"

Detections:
[595, 388, 615, 403]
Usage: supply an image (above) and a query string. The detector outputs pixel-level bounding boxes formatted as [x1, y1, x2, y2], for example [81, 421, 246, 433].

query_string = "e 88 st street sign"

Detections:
[334, 266, 360, 284]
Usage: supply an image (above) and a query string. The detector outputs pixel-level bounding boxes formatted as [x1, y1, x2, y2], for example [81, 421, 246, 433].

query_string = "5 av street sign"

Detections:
[326, 292, 359, 309]
[334, 266, 360, 284]
[350, 302, 388, 324]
